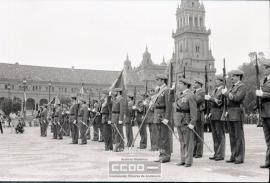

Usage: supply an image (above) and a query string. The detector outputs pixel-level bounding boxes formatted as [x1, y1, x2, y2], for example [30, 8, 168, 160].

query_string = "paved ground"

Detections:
[0, 125, 269, 182]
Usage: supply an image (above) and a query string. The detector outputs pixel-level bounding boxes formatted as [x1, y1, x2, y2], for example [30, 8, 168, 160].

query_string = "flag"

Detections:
[54, 95, 61, 107]
[79, 85, 84, 95]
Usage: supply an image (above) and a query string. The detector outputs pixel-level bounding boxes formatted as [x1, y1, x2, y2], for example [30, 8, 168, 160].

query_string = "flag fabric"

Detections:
[79, 85, 84, 95]
[54, 96, 61, 107]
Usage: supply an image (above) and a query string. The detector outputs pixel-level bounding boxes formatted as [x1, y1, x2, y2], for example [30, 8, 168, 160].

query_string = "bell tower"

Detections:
[172, 0, 216, 89]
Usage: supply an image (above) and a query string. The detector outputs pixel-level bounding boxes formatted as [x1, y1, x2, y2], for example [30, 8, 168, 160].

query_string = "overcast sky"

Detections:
[1, 0, 269, 74]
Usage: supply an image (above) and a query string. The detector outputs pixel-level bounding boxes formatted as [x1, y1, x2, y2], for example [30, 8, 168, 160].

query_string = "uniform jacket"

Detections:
[153, 84, 172, 124]
[209, 86, 223, 121]
[93, 102, 102, 124]
[261, 76, 270, 118]
[79, 104, 89, 123]
[226, 81, 246, 121]
[110, 95, 125, 123]
[193, 87, 205, 122]
[69, 103, 80, 122]
[124, 100, 135, 124]
[55, 107, 63, 123]
[40, 108, 47, 122]
[101, 96, 112, 124]
[144, 96, 155, 124]
[174, 89, 197, 127]
[134, 100, 145, 123]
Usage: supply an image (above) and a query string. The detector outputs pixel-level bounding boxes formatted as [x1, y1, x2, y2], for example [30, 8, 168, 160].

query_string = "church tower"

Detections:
[172, 0, 216, 90]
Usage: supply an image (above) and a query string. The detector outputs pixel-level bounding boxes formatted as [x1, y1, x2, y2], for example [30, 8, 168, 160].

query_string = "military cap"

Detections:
[178, 78, 191, 85]
[102, 89, 109, 95]
[261, 59, 270, 68]
[155, 74, 168, 80]
[112, 87, 123, 92]
[231, 70, 244, 76]
[194, 78, 204, 85]
[215, 75, 224, 81]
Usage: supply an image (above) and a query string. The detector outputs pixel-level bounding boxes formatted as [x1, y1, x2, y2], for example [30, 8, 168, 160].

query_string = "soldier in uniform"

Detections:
[52, 106, 57, 139]
[153, 74, 173, 163]
[222, 70, 246, 164]
[205, 75, 225, 161]
[192, 79, 205, 158]
[62, 104, 70, 136]
[92, 100, 104, 142]
[78, 98, 89, 145]
[100, 89, 113, 150]
[55, 104, 63, 140]
[175, 78, 197, 167]
[146, 88, 159, 151]
[69, 96, 80, 144]
[134, 94, 148, 149]
[41, 105, 48, 137]
[124, 94, 134, 147]
[37, 106, 42, 136]
[255, 60, 270, 168]
[110, 88, 125, 152]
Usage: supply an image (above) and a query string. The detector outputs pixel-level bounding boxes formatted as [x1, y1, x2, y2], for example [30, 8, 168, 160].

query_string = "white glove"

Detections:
[162, 119, 169, 125]
[171, 82, 176, 90]
[221, 88, 228, 94]
[92, 109, 96, 112]
[108, 121, 112, 124]
[132, 106, 136, 110]
[119, 121, 123, 124]
[88, 108, 91, 111]
[66, 111, 70, 114]
[96, 112, 100, 116]
[256, 89, 264, 97]
[143, 101, 147, 105]
[204, 95, 211, 100]
[228, 93, 234, 100]
[188, 124, 194, 130]
[109, 91, 112, 96]
[73, 120, 77, 124]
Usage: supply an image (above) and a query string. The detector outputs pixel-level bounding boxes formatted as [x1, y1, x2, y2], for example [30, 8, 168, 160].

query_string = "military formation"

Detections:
[36, 59, 270, 169]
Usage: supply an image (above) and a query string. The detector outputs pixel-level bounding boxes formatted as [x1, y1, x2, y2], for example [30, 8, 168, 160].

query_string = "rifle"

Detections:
[221, 58, 228, 121]
[204, 65, 210, 121]
[183, 66, 186, 79]
[255, 54, 262, 114]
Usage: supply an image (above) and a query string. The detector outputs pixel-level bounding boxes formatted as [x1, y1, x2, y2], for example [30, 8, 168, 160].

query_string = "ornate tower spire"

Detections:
[141, 46, 153, 66]
[124, 53, 132, 71]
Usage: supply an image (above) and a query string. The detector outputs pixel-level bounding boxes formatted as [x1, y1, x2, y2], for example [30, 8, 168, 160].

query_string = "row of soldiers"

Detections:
[36, 59, 270, 169]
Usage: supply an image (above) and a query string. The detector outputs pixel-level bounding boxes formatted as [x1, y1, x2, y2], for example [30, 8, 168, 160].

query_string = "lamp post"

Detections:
[48, 81, 52, 102]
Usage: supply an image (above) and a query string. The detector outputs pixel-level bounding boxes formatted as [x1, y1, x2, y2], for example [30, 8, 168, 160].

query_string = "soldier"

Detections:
[78, 98, 89, 145]
[41, 105, 48, 137]
[52, 106, 57, 139]
[37, 106, 42, 136]
[92, 100, 103, 142]
[192, 79, 205, 158]
[69, 96, 80, 144]
[146, 88, 159, 151]
[101, 89, 113, 150]
[124, 94, 134, 147]
[205, 75, 225, 161]
[134, 94, 148, 149]
[175, 78, 197, 167]
[222, 70, 246, 164]
[55, 104, 64, 140]
[110, 88, 125, 152]
[153, 74, 173, 163]
[255, 60, 270, 168]
[62, 104, 70, 136]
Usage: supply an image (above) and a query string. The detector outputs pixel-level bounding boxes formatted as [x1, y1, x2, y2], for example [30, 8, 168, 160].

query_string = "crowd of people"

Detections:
[33, 58, 270, 169]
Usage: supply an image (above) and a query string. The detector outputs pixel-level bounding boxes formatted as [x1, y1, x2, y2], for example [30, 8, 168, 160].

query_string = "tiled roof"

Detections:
[0, 63, 121, 85]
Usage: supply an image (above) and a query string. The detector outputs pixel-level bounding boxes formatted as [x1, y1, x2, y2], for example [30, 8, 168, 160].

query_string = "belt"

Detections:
[112, 111, 120, 114]
[155, 106, 165, 109]
[176, 109, 190, 113]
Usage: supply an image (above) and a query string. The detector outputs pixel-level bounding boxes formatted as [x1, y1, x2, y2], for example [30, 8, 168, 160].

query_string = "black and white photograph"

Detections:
[0, 0, 269, 182]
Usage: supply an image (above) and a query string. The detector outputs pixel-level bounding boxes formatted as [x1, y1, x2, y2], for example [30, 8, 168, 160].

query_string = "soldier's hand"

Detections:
[119, 121, 123, 124]
[188, 124, 194, 130]
[228, 93, 234, 100]
[171, 82, 176, 90]
[108, 121, 112, 124]
[221, 88, 228, 94]
[256, 89, 264, 97]
[96, 112, 100, 116]
[162, 119, 169, 125]
[109, 91, 112, 96]
[73, 120, 77, 124]
[132, 106, 136, 110]
[204, 95, 211, 100]
[88, 108, 91, 111]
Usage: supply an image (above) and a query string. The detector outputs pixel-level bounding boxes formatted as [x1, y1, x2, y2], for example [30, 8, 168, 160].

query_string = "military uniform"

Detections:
[69, 99, 80, 144]
[134, 100, 147, 149]
[37, 109, 42, 136]
[257, 60, 270, 168]
[224, 70, 246, 164]
[110, 89, 125, 152]
[52, 108, 57, 139]
[41, 107, 48, 137]
[78, 102, 89, 144]
[193, 80, 205, 158]
[208, 79, 225, 160]
[55, 105, 63, 140]
[124, 98, 134, 147]
[92, 101, 104, 142]
[145, 95, 159, 151]
[101, 92, 113, 150]
[153, 74, 173, 163]
[175, 79, 197, 166]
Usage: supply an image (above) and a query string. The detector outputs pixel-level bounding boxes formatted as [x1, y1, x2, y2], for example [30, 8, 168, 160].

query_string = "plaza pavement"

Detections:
[0, 124, 269, 182]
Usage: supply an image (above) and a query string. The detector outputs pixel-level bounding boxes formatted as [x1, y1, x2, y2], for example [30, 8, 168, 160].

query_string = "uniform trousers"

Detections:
[262, 118, 270, 165]
[210, 120, 225, 158]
